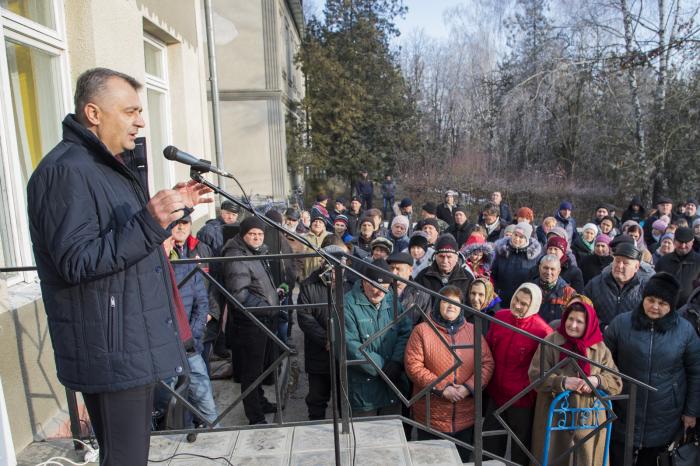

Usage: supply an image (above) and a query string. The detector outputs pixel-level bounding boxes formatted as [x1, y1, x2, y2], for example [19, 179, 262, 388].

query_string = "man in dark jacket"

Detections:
[436, 190, 459, 226]
[554, 201, 578, 244]
[346, 196, 363, 237]
[297, 241, 351, 420]
[479, 203, 507, 243]
[679, 286, 700, 337]
[196, 200, 240, 255]
[26, 68, 212, 464]
[530, 255, 576, 324]
[655, 227, 700, 305]
[387, 252, 431, 326]
[354, 170, 374, 209]
[380, 174, 397, 221]
[446, 206, 476, 248]
[415, 234, 473, 306]
[643, 196, 681, 247]
[584, 242, 645, 329]
[222, 216, 281, 424]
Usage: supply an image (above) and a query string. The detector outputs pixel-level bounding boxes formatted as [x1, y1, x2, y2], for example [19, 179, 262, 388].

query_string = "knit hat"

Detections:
[220, 200, 239, 213]
[335, 197, 346, 206]
[612, 242, 642, 261]
[334, 214, 349, 226]
[310, 212, 327, 225]
[408, 232, 429, 252]
[387, 252, 414, 267]
[316, 193, 329, 202]
[465, 232, 485, 247]
[504, 224, 517, 236]
[643, 272, 681, 311]
[370, 237, 394, 254]
[515, 207, 534, 222]
[559, 201, 573, 211]
[651, 219, 668, 232]
[594, 234, 612, 246]
[547, 236, 568, 254]
[422, 202, 437, 215]
[434, 234, 459, 255]
[264, 209, 283, 224]
[660, 233, 675, 243]
[549, 227, 568, 240]
[676, 227, 694, 243]
[582, 223, 599, 234]
[391, 215, 410, 228]
[454, 206, 468, 217]
[399, 197, 413, 208]
[240, 216, 266, 236]
[693, 218, 700, 229]
[687, 198, 698, 207]
[365, 259, 391, 284]
[513, 221, 533, 239]
[420, 218, 439, 231]
[360, 216, 374, 227]
[284, 208, 300, 221]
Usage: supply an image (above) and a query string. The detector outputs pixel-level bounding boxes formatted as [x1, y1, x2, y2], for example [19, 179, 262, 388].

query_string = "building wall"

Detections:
[0, 0, 214, 453]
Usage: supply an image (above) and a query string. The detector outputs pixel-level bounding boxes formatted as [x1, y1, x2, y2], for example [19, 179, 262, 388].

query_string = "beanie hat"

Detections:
[264, 209, 283, 224]
[504, 224, 517, 236]
[422, 202, 437, 215]
[643, 272, 681, 311]
[559, 201, 573, 211]
[240, 216, 267, 236]
[370, 237, 394, 254]
[335, 197, 346, 206]
[310, 212, 327, 225]
[693, 218, 700, 229]
[594, 234, 612, 246]
[408, 232, 429, 252]
[651, 219, 668, 232]
[454, 206, 468, 217]
[582, 223, 599, 234]
[334, 214, 349, 226]
[316, 193, 329, 202]
[391, 215, 410, 228]
[687, 198, 698, 207]
[660, 233, 675, 243]
[360, 216, 375, 227]
[365, 259, 391, 284]
[547, 236, 568, 254]
[465, 232, 486, 247]
[387, 252, 414, 267]
[420, 218, 440, 231]
[399, 197, 413, 208]
[675, 227, 694, 243]
[434, 234, 459, 255]
[515, 207, 534, 222]
[514, 221, 533, 239]
[323, 244, 347, 258]
[220, 200, 239, 213]
[549, 227, 568, 240]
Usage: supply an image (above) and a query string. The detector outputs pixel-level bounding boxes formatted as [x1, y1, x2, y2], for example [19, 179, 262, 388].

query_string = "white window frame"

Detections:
[143, 33, 173, 193]
[0, 0, 70, 285]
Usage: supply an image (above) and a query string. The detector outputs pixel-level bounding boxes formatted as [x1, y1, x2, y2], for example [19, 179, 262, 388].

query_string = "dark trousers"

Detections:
[232, 327, 273, 424]
[417, 426, 474, 462]
[361, 194, 372, 210]
[483, 400, 533, 466]
[610, 438, 666, 466]
[83, 384, 154, 466]
[306, 372, 332, 420]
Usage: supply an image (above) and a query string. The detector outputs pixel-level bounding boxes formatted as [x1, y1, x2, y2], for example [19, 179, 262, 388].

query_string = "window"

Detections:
[143, 34, 173, 194]
[0, 0, 68, 284]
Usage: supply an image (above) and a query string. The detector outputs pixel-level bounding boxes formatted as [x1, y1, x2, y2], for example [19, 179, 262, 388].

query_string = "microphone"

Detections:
[163, 146, 233, 178]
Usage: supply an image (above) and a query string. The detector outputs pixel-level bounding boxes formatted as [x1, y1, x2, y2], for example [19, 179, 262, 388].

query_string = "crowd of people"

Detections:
[169, 185, 700, 465]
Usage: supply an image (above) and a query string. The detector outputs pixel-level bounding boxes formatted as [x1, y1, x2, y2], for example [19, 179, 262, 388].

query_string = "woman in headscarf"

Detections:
[466, 277, 502, 335]
[529, 297, 623, 465]
[404, 285, 494, 462]
[483, 283, 552, 465]
[572, 223, 597, 264]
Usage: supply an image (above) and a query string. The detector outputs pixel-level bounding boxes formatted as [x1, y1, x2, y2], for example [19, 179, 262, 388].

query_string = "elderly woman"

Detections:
[404, 285, 494, 462]
[492, 222, 542, 305]
[604, 272, 700, 466]
[466, 278, 502, 335]
[572, 223, 598, 263]
[529, 297, 623, 465]
[579, 234, 613, 285]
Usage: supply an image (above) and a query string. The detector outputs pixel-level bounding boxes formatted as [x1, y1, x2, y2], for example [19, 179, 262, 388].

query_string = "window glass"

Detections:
[147, 88, 168, 192]
[0, 0, 56, 29]
[5, 39, 62, 187]
[144, 41, 163, 79]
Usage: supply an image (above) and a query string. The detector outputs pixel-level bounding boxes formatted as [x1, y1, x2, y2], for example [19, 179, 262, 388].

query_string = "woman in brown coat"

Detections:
[405, 285, 494, 462]
[528, 297, 622, 466]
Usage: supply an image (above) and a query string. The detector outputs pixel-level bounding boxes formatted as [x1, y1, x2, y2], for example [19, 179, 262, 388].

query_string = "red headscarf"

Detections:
[557, 299, 603, 376]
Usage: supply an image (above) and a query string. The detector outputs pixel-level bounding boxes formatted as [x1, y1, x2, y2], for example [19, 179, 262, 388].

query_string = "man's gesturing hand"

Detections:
[173, 180, 213, 207]
[147, 190, 188, 229]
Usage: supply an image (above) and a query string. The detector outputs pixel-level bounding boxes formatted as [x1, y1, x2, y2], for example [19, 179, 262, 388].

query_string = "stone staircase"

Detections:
[147, 418, 507, 465]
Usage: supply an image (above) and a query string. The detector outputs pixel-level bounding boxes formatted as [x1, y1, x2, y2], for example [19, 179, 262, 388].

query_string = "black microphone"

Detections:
[163, 146, 233, 178]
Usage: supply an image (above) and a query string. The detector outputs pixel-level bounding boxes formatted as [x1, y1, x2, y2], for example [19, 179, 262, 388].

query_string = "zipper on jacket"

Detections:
[108, 295, 117, 352]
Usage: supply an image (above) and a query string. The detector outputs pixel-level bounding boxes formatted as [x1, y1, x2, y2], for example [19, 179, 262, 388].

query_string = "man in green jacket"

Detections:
[344, 259, 412, 416]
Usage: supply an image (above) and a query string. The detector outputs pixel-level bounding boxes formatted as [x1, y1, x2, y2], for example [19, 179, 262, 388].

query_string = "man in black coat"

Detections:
[26, 68, 212, 464]
[415, 234, 473, 306]
[222, 216, 281, 424]
[354, 170, 374, 209]
[655, 227, 700, 305]
[643, 196, 681, 247]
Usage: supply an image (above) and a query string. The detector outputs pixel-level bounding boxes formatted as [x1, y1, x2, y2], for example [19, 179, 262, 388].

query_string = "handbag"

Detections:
[661, 428, 700, 466]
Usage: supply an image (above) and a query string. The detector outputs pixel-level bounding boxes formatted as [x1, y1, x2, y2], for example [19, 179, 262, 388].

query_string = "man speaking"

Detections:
[26, 68, 212, 465]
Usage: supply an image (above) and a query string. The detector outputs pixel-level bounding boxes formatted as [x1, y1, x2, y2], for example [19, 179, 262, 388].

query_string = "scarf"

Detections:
[165, 258, 194, 352]
[557, 300, 603, 376]
[430, 303, 465, 335]
[470, 277, 496, 312]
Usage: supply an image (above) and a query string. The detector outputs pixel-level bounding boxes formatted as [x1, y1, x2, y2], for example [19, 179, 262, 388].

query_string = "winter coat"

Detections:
[405, 311, 494, 433]
[679, 287, 700, 337]
[584, 270, 645, 328]
[643, 212, 682, 247]
[197, 217, 228, 256]
[399, 285, 433, 326]
[480, 219, 507, 243]
[222, 235, 279, 334]
[492, 239, 542, 305]
[436, 203, 457, 226]
[380, 180, 396, 199]
[344, 283, 411, 411]
[571, 236, 594, 264]
[300, 231, 329, 281]
[310, 203, 333, 230]
[604, 307, 700, 448]
[355, 178, 373, 197]
[655, 250, 700, 305]
[533, 278, 577, 325]
[529, 332, 622, 464]
[297, 268, 351, 374]
[554, 212, 578, 244]
[621, 196, 647, 224]
[389, 233, 409, 253]
[27, 115, 188, 393]
[580, 254, 612, 285]
[263, 226, 297, 287]
[460, 242, 495, 281]
[170, 237, 213, 353]
[486, 310, 553, 408]
[447, 222, 476, 248]
[414, 261, 474, 306]
[535, 226, 549, 248]
[346, 209, 363, 237]
[561, 261, 584, 293]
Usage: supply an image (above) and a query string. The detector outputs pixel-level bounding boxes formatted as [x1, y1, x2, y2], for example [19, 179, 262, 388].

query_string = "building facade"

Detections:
[0, 0, 303, 453]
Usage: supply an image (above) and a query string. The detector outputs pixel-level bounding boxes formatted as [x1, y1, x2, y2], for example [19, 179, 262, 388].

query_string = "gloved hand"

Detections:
[382, 360, 403, 385]
[277, 283, 290, 299]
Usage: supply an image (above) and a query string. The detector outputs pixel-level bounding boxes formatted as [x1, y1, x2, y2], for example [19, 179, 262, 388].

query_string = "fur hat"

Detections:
[643, 272, 681, 311]
[408, 232, 429, 252]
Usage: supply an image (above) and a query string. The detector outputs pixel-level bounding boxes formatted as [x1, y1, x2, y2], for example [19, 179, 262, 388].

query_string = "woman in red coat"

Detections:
[404, 285, 494, 462]
[483, 283, 553, 465]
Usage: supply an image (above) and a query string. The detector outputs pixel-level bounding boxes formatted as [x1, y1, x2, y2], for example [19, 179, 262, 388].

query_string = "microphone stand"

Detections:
[189, 167, 366, 464]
